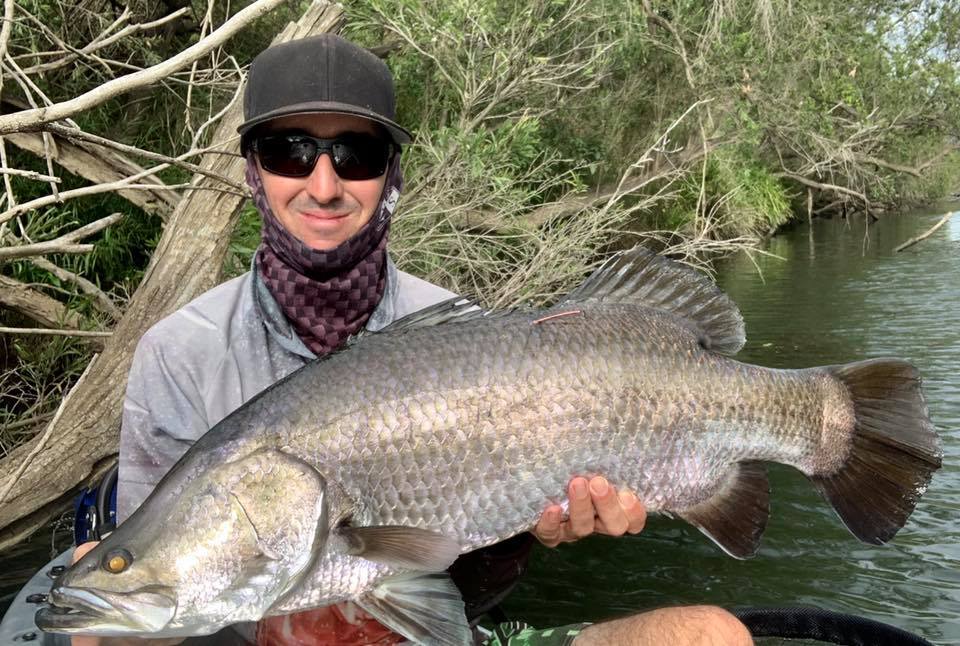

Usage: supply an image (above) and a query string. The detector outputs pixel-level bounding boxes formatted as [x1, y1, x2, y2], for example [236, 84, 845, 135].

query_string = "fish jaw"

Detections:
[36, 584, 177, 635]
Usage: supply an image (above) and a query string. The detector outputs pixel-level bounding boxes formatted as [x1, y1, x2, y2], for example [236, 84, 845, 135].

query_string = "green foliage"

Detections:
[224, 203, 263, 278]
[898, 150, 960, 206]
[656, 152, 791, 237]
[5, 0, 960, 454]
[5, 149, 162, 310]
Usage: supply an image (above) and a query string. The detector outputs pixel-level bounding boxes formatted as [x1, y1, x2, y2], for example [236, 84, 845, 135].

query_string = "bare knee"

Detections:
[574, 605, 752, 646]
[683, 606, 752, 645]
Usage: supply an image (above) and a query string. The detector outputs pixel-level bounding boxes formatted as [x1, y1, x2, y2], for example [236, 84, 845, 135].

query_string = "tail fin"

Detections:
[812, 359, 941, 545]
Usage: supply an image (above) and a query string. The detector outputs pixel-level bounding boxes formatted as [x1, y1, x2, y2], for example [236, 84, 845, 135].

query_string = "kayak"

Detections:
[0, 549, 71, 645]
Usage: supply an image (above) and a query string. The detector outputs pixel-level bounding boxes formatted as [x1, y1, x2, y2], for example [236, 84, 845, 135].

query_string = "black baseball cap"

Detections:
[238, 34, 411, 146]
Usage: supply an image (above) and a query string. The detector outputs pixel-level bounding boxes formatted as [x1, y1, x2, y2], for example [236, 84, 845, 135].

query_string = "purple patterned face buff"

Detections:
[246, 151, 403, 357]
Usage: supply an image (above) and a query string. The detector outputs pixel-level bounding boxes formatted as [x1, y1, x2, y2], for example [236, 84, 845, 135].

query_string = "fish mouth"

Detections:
[35, 584, 177, 635]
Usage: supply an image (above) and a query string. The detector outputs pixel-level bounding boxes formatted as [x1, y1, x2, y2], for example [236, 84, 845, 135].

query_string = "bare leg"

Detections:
[573, 606, 752, 646]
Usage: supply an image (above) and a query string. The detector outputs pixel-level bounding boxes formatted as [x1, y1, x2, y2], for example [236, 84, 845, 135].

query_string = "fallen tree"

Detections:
[0, 0, 345, 553]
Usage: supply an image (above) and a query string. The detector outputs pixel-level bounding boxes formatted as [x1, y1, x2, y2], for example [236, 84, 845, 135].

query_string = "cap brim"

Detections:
[237, 101, 412, 144]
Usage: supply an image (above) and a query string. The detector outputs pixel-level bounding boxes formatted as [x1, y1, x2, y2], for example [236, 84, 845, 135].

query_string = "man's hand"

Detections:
[533, 476, 646, 548]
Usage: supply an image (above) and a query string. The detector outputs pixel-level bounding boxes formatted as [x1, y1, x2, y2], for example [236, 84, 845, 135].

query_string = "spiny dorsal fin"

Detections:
[558, 246, 746, 355]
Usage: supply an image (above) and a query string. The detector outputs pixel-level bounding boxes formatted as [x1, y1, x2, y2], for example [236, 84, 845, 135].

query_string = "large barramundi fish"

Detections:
[37, 247, 941, 645]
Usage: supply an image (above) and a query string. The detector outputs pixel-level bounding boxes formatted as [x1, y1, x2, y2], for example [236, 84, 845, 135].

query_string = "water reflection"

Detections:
[505, 204, 960, 644]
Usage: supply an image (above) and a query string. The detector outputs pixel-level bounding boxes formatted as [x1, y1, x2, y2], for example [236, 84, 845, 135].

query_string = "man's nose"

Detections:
[305, 153, 343, 203]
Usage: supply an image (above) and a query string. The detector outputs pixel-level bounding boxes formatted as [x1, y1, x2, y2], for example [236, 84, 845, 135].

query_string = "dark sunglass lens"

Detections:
[332, 136, 391, 180]
[257, 136, 317, 177]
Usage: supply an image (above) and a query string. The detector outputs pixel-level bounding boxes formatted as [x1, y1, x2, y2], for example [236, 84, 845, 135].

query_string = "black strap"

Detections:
[732, 606, 934, 645]
[92, 462, 119, 540]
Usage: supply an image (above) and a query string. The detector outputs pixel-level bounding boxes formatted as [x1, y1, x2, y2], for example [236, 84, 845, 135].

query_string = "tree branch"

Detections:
[0, 0, 288, 135]
[0, 274, 82, 329]
[776, 171, 869, 204]
[856, 154, 923, 177]
[28, 256, 122, 321]
[0, 0, 13, 88]
[0, 326, 110, 338]
[0, 212, 123, 260]
[41, 123, 247, 192]
[895, 211, 955, 252]
[1, 104, 181, 217]
[0, 166, 60, 182]
[21, 8, 191, 75]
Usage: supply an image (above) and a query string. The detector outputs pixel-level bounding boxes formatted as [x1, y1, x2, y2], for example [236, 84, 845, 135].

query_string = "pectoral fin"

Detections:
[356, 572, 471, 646]
[339, 525, 461, 571]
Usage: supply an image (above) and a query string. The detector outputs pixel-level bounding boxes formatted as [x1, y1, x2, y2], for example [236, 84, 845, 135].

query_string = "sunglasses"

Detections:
[251, 132, 395, 180]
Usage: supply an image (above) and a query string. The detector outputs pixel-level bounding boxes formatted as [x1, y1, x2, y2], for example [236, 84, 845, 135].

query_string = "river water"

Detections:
[2, 204, 959, 643]
[502, 203, 960, 644]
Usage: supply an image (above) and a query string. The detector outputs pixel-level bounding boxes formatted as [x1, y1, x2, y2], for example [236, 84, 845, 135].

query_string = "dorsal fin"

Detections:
[558, 246, 746, 355]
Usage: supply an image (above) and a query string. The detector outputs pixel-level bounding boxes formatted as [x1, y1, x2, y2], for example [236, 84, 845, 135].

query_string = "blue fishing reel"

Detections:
[73, 463, 118, 544]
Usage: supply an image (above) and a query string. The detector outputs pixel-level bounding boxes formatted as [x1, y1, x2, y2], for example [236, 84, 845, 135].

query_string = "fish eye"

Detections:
[102, 548, 133, 574]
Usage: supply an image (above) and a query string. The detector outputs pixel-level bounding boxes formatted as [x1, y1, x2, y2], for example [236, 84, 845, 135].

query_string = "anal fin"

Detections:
[677, 461, 770, 559]
[356, 572, 471, 646]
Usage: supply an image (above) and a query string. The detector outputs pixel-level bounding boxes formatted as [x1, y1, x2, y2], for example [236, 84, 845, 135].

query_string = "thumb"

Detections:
[72, 541, 99, 564]
[533, 506, 564, 547]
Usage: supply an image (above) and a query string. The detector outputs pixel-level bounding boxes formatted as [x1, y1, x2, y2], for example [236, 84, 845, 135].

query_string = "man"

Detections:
[75, 34, 751, 646]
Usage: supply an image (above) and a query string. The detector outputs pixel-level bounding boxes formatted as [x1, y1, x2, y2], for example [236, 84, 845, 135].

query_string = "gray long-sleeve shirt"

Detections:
[116, 258, 533, 628]
[117, 257, 454, 521]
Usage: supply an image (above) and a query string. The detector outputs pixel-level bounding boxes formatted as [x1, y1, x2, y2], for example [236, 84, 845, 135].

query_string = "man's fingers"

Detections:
[567, 477, 595, 538]
[533, 505, 564, 547]
[73, 541, 99, 564]
[619, 489, 647, 534]
[536, 478, 647, 547]
[589, 476, 629, 536]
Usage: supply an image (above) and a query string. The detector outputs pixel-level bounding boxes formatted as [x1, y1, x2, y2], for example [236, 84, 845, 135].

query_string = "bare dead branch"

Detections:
[0, 166, 60, 182]
[895, 211, 956, 252]
[776, 171, 869, 203]
[0, 0, 13, 83]
[42, 123, 247, 190]
[0, 274, 83, 329]
[0, 212, 123, 260]
[1, 100, 179, 216]
[0, 0, 288, 135]
[0, 327, 110, 338]
[28, 256, 122, 320]
[0, 138, 15, 207]
[21, 8, 191, 75]
[0, 358, 95, 505]
[0, 175, 176, 225]
[813, 199, 845, 215]
[856, 154, 923, 177]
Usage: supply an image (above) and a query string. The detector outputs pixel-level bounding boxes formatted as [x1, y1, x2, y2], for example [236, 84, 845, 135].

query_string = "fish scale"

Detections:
[38, 247, 940, 645]
[270, 309, 806, 547]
